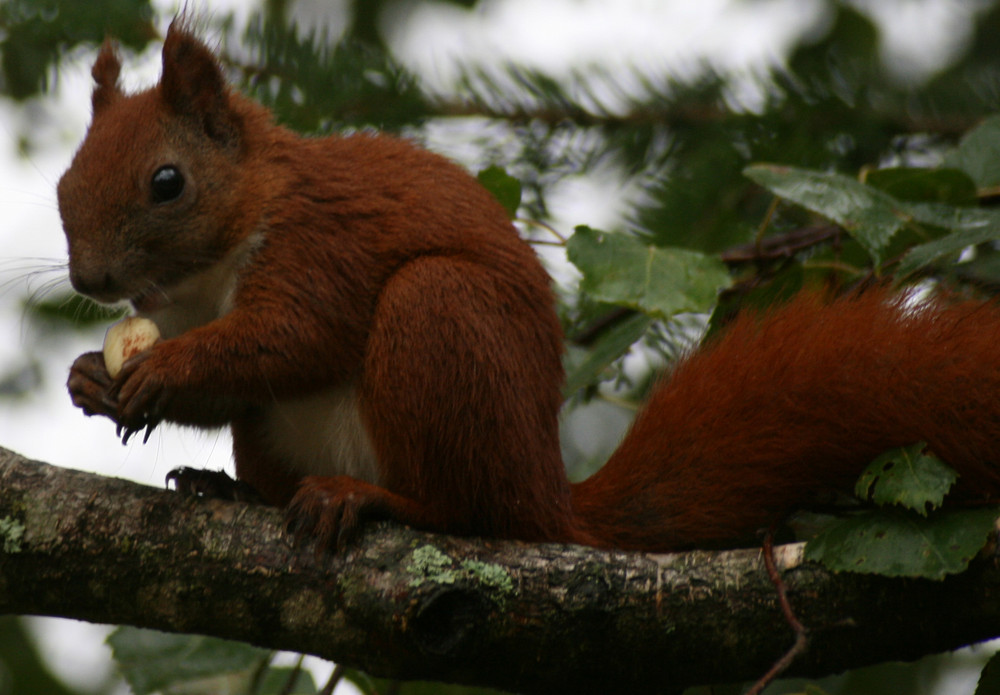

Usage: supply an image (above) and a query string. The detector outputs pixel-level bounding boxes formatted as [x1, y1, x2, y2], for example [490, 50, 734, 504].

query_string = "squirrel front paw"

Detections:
[109, 350, 171, 444]
[69, 350, 164, 444]
[68, 351, 118, 420]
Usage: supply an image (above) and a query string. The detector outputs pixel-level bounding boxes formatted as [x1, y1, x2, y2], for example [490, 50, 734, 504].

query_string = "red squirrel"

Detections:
[60, 21, 1000, 553]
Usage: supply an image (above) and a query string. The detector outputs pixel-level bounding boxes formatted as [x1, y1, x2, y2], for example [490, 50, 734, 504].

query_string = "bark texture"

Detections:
[0, 446, 998, 694]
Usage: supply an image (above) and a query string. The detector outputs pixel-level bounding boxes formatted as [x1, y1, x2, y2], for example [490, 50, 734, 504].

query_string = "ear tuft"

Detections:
[160, 18, 240, 147]
[91, 39, 123, 115]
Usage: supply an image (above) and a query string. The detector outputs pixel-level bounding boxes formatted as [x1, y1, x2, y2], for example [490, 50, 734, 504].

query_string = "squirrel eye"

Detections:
[150, 165, 184, 203]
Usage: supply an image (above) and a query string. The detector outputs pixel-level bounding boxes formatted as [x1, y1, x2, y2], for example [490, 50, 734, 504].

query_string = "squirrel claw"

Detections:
[283, 503, 327, 558]
[283, 476, 404, 558]
[119, 423, 139, 445]
[284, 481, 362, 557]
[117, 418, 156, 445]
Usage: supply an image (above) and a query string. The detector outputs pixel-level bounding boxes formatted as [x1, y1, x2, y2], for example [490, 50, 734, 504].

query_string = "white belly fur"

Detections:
[133, 233, 379, 484]
[260, 385, 381, 484]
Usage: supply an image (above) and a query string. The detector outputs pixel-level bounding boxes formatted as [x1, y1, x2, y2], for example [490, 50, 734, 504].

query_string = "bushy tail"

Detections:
[571, 287, 1000, 552]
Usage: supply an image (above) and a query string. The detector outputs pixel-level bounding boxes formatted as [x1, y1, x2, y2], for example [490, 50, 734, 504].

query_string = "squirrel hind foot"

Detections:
[166, 467, 264, 503]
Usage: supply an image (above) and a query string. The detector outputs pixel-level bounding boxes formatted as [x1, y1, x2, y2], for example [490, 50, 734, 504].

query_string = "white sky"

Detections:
[0, 0, 990, 692]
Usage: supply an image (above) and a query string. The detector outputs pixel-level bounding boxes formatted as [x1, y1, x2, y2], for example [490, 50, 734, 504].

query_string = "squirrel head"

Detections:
[57, 19, 261, 310]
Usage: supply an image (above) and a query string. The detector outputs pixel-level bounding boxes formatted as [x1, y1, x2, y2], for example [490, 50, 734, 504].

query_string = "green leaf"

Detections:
[0, 617, 79, 695]
[896, 204, 1000, 277]
[744, 164, 911, 264]
[976, 650, 1000, 695]
[943, 114, 1000, 188]
[864, 167, 977, 206]
[476, 166, 522, 219]
[242, 15, 426, 133]
[804, 506, 998, 580]
[562, 311, 653, 398]
[905, 200, 1000, 231]
[854, 443, 957, 515]
[107, 628, 269, 695]
[566, 226, 729, 319]
[260, 666, 317, 694]
[956, 245, 1000, 286]
[0, 0, 157, 100]
[341, 668, 383, 695]
[803, 687, 833, 695]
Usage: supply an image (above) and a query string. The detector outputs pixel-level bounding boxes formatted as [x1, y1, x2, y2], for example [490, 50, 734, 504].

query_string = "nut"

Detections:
[103, 317, 161, 377]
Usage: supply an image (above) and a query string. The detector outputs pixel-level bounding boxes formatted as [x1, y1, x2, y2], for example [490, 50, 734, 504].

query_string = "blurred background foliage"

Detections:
[3, 0, 1000, 693]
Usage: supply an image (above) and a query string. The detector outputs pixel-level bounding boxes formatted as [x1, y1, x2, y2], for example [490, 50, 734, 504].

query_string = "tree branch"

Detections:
[0, 445, 998, 694]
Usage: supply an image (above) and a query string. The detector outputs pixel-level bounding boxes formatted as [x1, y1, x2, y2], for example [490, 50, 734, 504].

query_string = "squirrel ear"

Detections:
[160, 19, 240, 147]
[91, 39, 122, 115]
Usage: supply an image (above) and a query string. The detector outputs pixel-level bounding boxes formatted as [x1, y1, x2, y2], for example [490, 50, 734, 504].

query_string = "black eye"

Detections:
[151, 165, 184, 203]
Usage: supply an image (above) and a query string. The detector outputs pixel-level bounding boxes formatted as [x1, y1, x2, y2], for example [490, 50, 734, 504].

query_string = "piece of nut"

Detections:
[103, 317, 161, 377]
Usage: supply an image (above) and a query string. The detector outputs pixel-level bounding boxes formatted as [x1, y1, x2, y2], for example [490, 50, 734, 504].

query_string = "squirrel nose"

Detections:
[69, 264, 123, 302]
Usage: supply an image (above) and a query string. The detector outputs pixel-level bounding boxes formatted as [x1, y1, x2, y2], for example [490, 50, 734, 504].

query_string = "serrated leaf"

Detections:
[804, 507, 998, 580]
[566, 226, 729, 319]
[562, 311, 653, 398]
[854, 443, 957, 515]
[744, 164, 910, 264]
[107, 628, 269, 695]
[943, 114, 1000, 188]
[477, 166, 522, 219]
[864, 167, 977, 206]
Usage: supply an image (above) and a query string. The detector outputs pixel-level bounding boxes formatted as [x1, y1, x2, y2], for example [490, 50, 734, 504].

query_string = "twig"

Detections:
[720, 225, 841, 265]
[745, 531, 810, 695]
[319, 663, 344, 695]
[279, 654, 306, 695]
[518, 218, 568, 244]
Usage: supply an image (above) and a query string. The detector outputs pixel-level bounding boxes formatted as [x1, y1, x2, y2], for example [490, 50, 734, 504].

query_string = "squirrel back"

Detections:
[59, 21, 1000, 553]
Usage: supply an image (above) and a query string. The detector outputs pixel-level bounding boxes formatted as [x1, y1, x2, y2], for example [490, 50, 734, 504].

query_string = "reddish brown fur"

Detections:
[60, 22, 1000, 553]
[62, 21, 579, 549]
[90, 39, 122, 114]
[575, 288, 1000, 550]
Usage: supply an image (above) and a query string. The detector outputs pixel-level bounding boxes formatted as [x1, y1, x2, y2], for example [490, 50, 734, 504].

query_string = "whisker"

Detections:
[0, 197, 59, 212]
[23, 276, 69, 309]
[0, 259, 67, 298]
[0, 186, 57, 205]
